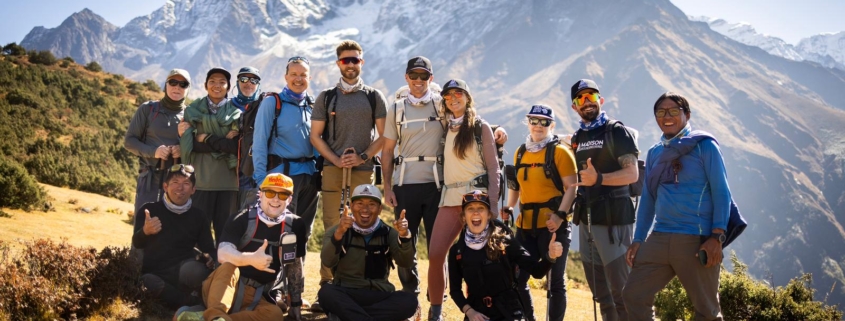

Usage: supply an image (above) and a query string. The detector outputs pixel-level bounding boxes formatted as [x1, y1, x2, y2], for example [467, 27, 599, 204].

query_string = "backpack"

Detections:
[240, 92, 316, 182]
[571, 120, 645, 198]
[442, 117, 506, 201]
[334, 224, 395, 279]
[510, 135, 566, 193]
[322, 87, 379, 184]
[392, 83, 443, 146]
[237, 206, 295, 250]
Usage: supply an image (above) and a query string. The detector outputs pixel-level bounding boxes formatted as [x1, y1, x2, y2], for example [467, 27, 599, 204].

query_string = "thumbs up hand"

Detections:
[143, 209, 162, 235]
[573, 158, 598, 187]
[334, 205, 355, 241]
[548, 233, 563, 260]
[248, 240, 276, 273]
[394, 210, 411, 238]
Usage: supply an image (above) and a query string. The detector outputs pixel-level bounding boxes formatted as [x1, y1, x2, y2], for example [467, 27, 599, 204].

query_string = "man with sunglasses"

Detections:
[176, 173, 309, 321]
[133, 164, 215, 310]
[622, 93, 730, 320]
[569, 79, 639, 321]
[310, 40, 388, 306]
[125, 69, 191, 225]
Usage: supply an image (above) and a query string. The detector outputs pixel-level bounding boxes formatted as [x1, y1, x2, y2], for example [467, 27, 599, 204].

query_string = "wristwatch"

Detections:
[710, 232, 726, 244]
[359, 152, 369, 161]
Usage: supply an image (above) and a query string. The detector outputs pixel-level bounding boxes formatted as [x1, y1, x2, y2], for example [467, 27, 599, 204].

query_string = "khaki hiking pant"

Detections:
[201, 263, 284, 321]
[622, 232, 723, 321]
[319, 165, 374, 283]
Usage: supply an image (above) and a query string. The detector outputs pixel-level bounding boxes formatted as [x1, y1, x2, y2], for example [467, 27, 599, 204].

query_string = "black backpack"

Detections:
[571, 120, 645, 198]
[508, 135, 566, 193]
[321, 87, 380, 184]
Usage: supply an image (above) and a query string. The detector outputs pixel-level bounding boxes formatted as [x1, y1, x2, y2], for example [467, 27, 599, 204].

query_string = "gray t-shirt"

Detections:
[312, 85, 387, 171]
[383, 98, 445, 185]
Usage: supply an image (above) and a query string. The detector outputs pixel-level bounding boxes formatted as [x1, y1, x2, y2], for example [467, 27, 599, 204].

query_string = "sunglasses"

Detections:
[338, 57, 362, 65]
[462, 192, 489, 203]
[238, 76, 260, 85]
[573, 92, 601, 106]
[408, 72, 431, 81]
[167, 79, 190, 88]
[528, 117, 553, 127]
[169, 164, 195, 173]
[288, 56, 310, 65]
[443, 90, 465, 101]
[262, 189, 290, 200]
[655, 107, 685, 118]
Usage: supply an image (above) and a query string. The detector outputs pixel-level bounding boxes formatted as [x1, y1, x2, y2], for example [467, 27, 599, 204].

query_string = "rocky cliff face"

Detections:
[19, 0, 845, 305]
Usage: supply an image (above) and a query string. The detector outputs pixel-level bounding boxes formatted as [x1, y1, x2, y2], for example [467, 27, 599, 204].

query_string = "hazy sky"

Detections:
[0, 0, 843, 45]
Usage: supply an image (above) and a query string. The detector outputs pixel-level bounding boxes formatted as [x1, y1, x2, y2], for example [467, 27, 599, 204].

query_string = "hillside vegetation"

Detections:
[0, 43, 161, 202]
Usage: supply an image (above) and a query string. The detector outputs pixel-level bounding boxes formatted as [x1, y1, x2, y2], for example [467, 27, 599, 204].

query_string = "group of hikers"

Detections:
[124, 39, 737, 321]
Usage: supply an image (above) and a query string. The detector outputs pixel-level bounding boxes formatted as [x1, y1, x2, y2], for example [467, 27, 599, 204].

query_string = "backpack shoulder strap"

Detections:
[394, 100, 404, 146]
[366, 87, 377, 126]
[545, 135, 565, 192]
[140, 100, 160, 143]
[268, 92, 283, 143]
[238, 207, 258, 250]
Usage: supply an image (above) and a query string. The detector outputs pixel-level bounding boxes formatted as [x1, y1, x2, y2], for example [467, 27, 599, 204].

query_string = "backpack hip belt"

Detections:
[519, 196, 563, 234]
[443, 173, 488, 191]
[394, 155, 444, 188]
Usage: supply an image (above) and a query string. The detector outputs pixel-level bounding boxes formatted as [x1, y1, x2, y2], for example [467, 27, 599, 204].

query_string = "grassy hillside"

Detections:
[0, 49, 162, 202]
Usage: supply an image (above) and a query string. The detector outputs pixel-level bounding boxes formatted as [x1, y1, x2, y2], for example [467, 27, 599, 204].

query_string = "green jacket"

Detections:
[180, 97, 241, 191]
[321, 222, 414, 292]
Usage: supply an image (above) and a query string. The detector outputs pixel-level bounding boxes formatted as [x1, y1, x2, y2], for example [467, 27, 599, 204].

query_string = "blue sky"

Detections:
[0, 0, 843, 45]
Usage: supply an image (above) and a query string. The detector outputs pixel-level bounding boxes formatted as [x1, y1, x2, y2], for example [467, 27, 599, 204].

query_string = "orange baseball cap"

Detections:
[260, 173, 294, 194]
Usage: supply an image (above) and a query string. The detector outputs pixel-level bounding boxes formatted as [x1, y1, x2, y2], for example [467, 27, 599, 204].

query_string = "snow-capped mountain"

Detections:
[16, 0, 845, 306]
[691, 15, 845, 70]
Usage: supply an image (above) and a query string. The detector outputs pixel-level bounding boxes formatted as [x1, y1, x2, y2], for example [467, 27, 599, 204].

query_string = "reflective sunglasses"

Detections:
[262, 189, 290, 200]
[288, 56, 310, 65]
[169, 164, 195, 173]
[338, 57, 362, 65]
[573, 92, 600, 106]
[167, 79, 190, 88]
[655, 107, 684, 118]
[408, 72, 431, 81]
[238, 76, 260, 85]
[462, 192, 489, 203]
[443, 90, 465, 101]
[528, 117, 553, 127]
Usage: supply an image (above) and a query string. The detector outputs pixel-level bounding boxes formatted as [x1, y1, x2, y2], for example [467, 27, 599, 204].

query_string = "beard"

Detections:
[342, 68, 360, 80]
[578, 104, 599, 121]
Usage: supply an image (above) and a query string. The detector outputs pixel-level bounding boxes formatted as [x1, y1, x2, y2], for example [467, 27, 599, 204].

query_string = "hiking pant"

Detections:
[288, 173, 320, 248]
[393, 182, 441, 294]
[318, 283, 418, 321]
[201, 262, 284, 321]
[237, 186, 257, 212]
[579, 224, 632, 321]
[319, 166, 373, 283]
[133, 167, 167, 230]
[193, 190, 238, 244]
[516, 223, 572, 321]
[427, 205, 464, 305]
[141, 258, 209, 309]
[622, 232, 723, 321]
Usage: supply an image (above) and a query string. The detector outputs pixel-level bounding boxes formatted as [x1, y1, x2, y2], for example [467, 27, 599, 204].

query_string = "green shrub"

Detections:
[103, 77, 127, 96]
[2, 42, 25, 56]
[143, 79, 161, 92]
[27, 50, 57, 65]
[653, 253, 843, 320]
[0, 157, 45, 210]
[85, 61, 103, 72]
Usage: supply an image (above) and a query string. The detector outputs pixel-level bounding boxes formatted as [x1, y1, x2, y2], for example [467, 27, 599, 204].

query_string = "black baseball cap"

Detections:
[571, 79, 600, 100]
[441, 79, 470, 96]
[406, 56, 432, 74]
[462, 190, 490, 209]
[206, 67, 232, 89]
[237, 66, 261, 80]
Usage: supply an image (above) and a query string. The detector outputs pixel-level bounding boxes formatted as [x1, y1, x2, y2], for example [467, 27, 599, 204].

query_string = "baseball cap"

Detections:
[237, 66, 261, 80]
[350, 184, 382, 203]
[206, 67, 232, 89]
[526, 104, 554, 120]
[571, 79, 600, 100]
[441, 79, 470, 96]
[166, 69, 192, 85]
[406, 56, 432, 74]
[260, 173, 294, 195]
[462, 190, 490, 209]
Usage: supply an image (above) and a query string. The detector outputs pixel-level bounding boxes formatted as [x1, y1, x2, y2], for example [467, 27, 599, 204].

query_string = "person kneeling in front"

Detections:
[175, 173, 308, 321]
[319, 184, 418, 321]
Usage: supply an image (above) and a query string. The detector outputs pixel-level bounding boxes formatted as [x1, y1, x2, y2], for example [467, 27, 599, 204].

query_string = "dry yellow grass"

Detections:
[0, 184, 599, 321]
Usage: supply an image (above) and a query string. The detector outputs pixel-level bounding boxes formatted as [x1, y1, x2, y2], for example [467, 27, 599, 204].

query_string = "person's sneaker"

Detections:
[406, 303, 422, 321]
[300, 298, 311, 310]
[174, 309, 203, 321]
[310, 294, 322, 313]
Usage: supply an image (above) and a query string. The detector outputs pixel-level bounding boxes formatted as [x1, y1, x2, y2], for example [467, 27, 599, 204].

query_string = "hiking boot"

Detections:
[406, 303, 422, 321]
[326, 312, 341, 321]
[427, 306, 442, 321]
[300, 298, 311, 310]
[174, 310, 203, 321]
[310, 294, 322, 313]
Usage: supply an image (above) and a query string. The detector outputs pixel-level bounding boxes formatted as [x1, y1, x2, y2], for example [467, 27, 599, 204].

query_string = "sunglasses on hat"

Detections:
[408, 72, 431, 81]
[338, 57, 362, 65]
[573, 92, 601, 106]
[262, 189, 290, 200]
[527, 117, 552, 127]
[462, 192, 489, 203]
[238, 76, 260, 85]
[169, 164, 194, 174]
[167, 79, 190, 89]
[288, 56, 310, 65]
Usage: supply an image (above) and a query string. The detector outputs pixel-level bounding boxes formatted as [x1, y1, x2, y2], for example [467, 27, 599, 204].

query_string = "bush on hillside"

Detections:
[85, 61, 103, 72]
[143, 79, 161, 92]
[103, 77, 127, 96]
[2, 42, 25, 56]
[27, 50, 57, 65]
[0, 239, 145, 320]
[654, 253, 843, 320]
[0, 157, 45, 210]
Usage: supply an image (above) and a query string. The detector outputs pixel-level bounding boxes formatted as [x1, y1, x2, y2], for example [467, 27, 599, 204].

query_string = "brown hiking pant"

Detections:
[201, 263, 284, 321]
[622, 232, 723, 321]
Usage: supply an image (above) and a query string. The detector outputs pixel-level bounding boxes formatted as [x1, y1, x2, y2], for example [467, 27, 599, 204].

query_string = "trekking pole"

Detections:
[156, 158, 166, 202]
[585, 184, 598, 321]
[546, 268, 552, 321]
